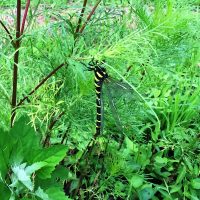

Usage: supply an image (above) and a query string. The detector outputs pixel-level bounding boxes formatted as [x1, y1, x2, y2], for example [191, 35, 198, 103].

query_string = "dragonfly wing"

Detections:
[106, 77, 133, 90]
[104, 83, 124, 135]
[105, 77, 135, 100]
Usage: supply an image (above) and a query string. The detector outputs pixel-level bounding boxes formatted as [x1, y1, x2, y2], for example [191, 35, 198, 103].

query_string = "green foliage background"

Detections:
[0, 0, 200, 199]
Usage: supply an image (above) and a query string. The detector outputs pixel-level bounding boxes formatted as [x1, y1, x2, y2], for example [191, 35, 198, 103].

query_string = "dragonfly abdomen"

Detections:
[94, 66, 108, 136]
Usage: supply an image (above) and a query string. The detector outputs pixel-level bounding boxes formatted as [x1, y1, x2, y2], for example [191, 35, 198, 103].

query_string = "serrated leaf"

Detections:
[130, 174, 144, 188]
[11, 162, 46, 191]
[33, 145, 67, 165]
[37, 166, 57, 179]
[191, 178, 200, 189]
[33, 145, 67, 179]
[11, 163, 33, 191]
[26, 162, 47, 174]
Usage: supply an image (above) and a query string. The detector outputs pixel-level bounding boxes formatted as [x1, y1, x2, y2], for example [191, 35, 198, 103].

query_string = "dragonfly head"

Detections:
[88, 60, 108, 81]
[87, 59, 108, 79]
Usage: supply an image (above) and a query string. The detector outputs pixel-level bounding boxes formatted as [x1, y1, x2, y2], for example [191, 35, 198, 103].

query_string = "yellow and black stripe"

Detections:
[88, 61, 108, 136]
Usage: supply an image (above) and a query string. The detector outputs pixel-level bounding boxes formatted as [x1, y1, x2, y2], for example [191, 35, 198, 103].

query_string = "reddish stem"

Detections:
[0, 20, 16, 48]
[79, 0, 101, 34]
[43, 111, 65, 147]
[21, 0, 31, 35]
[75, 0, 88, 34]
[11, 0, 21, 127]
[16, 63, 67, 107]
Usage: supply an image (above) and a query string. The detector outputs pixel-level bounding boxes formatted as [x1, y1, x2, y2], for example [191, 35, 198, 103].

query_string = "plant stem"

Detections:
[48, 111, 65, 131]
[60, 124, 71, 144]
[79, 0, 101, 34]
[75, 0, 88, 34]
[21, 0, 31, 34]
[11, 0, 21, 127]
[0, 20, 16, 48]
[43, 111, 65, 147]
[16, 63, 67, 107]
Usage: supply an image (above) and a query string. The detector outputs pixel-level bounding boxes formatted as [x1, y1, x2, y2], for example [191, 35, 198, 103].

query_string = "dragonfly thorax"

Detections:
[88, 60, 108, 82]
[94, 66, 108, 84]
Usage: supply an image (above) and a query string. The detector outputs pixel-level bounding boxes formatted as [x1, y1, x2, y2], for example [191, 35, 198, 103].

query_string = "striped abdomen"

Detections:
[94, 66, 108, 136]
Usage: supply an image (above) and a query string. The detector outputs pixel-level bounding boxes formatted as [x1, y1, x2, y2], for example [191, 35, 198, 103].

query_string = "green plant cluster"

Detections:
[0, 118, 69, 199]
[0, 0, 200, 199]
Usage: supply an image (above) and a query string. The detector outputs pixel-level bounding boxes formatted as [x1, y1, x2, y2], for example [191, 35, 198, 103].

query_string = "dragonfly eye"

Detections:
[87, 59, 109, 80]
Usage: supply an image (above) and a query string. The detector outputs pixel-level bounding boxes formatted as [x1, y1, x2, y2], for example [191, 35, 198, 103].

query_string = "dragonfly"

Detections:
[86, 59, 133, 143]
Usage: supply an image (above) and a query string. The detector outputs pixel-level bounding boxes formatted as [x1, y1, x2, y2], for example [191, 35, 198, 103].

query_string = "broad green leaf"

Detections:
[125, 137, 134, 151]
[52, 166, 71, 181]
[138, 187, 154, 200]
[33, 145, 67, 165]
[136, 144, 152, 168]
[152, 88, 161, 98]
[37, 166, 59, 180]
[155, 156, 168, 164]
[114, 181, 126, 196]
[21, 198, 33, 200]
[10, 117, 40, 150]
[191, 178, 200, 189]
[189, 188, 199, 200]
[0, 129, 13, 179]
[26, 162, 48, 174]
[10, 117, 41, 164]
[11, 162, 47, 191]
[130, 174, 144, 188]
[0, 182, 11, 200]
[11, 163, 33, 191]
[46, 187, 69, 200]
[170, 184, 182, 193]
[0, 151, 8, 180]
[9, 140, 24, 165]
[35, 187, 49, 200]
[33, 145, 67, 179]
